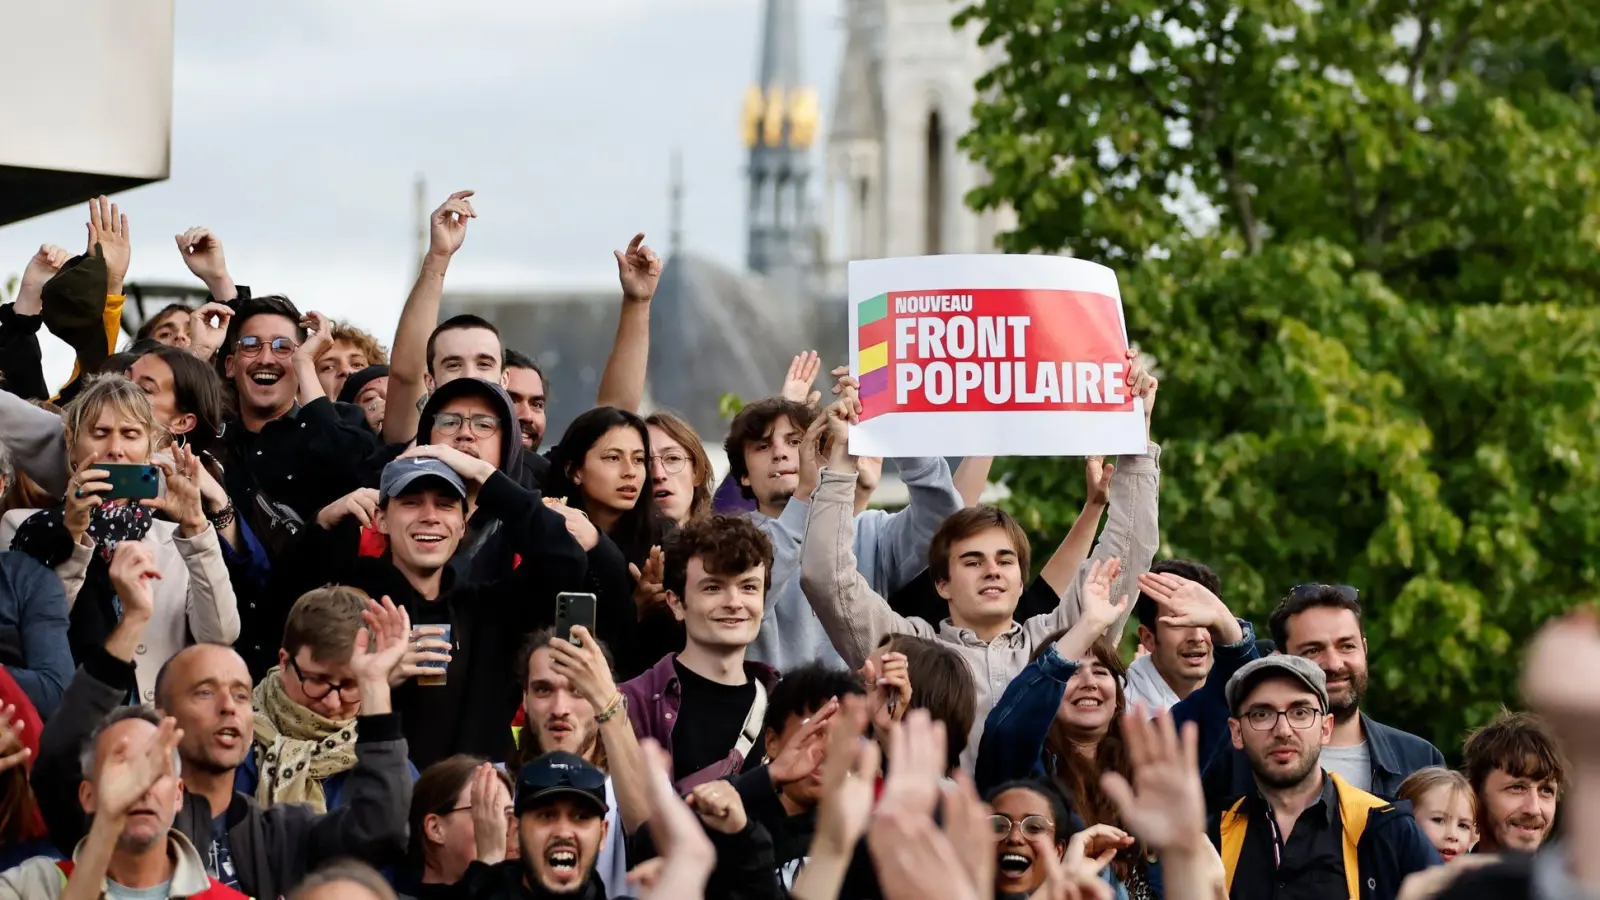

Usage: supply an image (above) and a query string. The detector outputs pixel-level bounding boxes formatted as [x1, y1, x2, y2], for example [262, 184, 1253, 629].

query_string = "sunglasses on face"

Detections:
[434, 412, 501, 438]
[237, 335, 298, 358]
[990, 814, 1054, 840]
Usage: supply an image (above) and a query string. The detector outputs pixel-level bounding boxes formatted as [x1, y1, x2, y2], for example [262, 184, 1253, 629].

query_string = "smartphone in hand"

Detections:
[555, 593, 598, 645]
[99, 463, 164, 501]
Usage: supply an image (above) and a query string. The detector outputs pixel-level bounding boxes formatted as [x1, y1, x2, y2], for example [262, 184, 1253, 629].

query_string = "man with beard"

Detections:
[1213, 656, 1438, 900]
[30, 572, 414, 899]
[1461, 710, 1563, 854]
[0, 708, 247, 899]
[506, 628, 650, 897]
[216, 294, 379, 527]
[1202, 585, 1444, 812]
[450, 751, 625, 899]
[1126, 559, 1224, 712]
[504, 350, 547, 454]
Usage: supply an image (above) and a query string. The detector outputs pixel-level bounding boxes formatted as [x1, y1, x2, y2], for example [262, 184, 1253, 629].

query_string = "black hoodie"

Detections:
[410, 380, 635, 657]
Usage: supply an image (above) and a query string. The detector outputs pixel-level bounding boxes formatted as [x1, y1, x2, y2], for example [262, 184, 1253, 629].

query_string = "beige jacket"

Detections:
[0, 829, 221, 899]
[799, 443, 1161, 771]
[1, 510, 241, 703]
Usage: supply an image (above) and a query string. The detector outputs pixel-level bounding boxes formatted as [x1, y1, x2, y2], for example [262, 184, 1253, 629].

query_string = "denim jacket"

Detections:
[975, 619, 1259, 792]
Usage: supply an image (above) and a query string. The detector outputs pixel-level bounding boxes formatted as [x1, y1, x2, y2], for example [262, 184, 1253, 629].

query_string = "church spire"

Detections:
[742, 0, 818, 278]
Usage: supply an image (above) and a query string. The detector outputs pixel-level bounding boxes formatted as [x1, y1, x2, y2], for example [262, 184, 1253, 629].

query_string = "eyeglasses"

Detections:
[434, 412, 501, 438]
[651, 451, 690, 475]
[989, 814, 1054, 840]
[1240, 707, 1323, 731]
[1287, 584, 1360, 603]
[287, 657, 362, 703]
[519, 764, 608, 793]
[236, 336, 298, 359]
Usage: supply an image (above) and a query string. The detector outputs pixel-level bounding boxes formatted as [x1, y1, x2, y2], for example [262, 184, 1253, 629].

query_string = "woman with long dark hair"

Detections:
[543, 406, 669, 566]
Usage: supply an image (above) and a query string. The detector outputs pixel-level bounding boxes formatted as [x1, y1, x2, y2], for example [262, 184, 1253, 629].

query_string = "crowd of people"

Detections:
[0, 192, 1586, 900]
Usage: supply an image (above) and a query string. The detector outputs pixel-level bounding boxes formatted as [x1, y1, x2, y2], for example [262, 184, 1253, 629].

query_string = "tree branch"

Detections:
[1218, 145, 1261, 254]
[1330, 133, 1367, 240]
[1406, 6, 1436, 97]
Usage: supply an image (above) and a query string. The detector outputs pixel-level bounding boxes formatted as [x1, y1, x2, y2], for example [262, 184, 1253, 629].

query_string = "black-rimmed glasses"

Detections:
[434, 412, 500, 438]
[287, 657, 361, 703]
[1240, 707, 1322, 731]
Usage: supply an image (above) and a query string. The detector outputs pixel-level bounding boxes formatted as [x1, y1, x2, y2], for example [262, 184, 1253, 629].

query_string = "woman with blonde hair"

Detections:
[1, 375, 239, 701]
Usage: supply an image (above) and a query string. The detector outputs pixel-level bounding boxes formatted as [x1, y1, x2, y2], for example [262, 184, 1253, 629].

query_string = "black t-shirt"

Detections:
[1230, 775, 1346, 900]
[671, 659, 757, 781]
[207, 814, 242, 889]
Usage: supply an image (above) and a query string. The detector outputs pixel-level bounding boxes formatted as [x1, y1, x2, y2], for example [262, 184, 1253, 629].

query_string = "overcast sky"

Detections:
[0, 0, 845, 384]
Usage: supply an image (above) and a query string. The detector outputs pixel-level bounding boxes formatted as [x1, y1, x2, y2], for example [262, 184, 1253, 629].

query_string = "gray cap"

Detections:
[379, 457, 467, 503]
[1225, 655, 1329, 716]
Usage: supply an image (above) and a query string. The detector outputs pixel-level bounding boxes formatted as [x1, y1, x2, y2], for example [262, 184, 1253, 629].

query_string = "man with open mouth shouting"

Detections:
[451, 751, 621, 899]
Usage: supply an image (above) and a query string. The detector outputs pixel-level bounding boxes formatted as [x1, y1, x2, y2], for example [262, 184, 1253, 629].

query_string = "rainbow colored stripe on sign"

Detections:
[857, 294, 890, 398]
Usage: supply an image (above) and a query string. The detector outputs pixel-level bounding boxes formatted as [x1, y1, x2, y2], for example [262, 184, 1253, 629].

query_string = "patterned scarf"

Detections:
[11, 502, 154, 568]
[251, 668, 359, 814]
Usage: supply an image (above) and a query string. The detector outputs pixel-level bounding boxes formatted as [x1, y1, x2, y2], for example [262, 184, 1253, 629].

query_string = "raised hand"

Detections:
[1136, 571, 1240, 643]
[174, 227, 231, 287]
[428, 190, 477, 260]
[316, 488, 381, 531]
[1099, 709, 1208, 854]
[400, 443, 496, 484]
[87, 196, 130, 295]
[1124, 347, 1157, 438]
[295, 311, 335, 364]
[1032, 834, 1115, 900]
[686, 780, 748, 835]
[1066, 823, 1134, 874]
[16, 245, 70, 316]
[794, 411, 831, 501]
[768, 697, 837, 790]
[637, 740, 716, 896]
[1085, 455, 1114, 508]
[615, 232, 662, 303]
[94, 716, 183, 820]
[393, 624, 451, 686]
[545, 626, 618, 710]
[861, 651, 911, 734]
[142, 444, 209, 537]
[629, 545, 667, 619]
[877, 709, 946, 820]
[943, 771, 997, 898]
[867, 809, 982, 900]
[781, 351, 823, 406]
[1523, 609, 1600, 749]
[1080, 557, 1128, 633]
[63, 466, 113, 546]
[350, 596, 412, 713]
[188, 302, 235, 361]
[811, 696, 880, 856]
[469, 762, 513, 865]
[542, 497, 598, 551]
[107, 542, 161, 622]
[0, 705, 32, 775]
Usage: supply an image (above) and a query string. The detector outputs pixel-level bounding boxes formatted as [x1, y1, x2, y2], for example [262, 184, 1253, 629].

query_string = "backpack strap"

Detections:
[732, 679, 769, 761]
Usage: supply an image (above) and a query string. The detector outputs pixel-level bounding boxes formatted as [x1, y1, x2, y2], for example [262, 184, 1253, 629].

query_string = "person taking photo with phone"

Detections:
[0, 375, 239, 703]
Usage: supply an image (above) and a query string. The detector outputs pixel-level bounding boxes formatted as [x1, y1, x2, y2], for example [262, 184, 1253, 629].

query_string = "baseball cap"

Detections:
[515, 752, 609, 817]
[379, 457, 467, 504]
[1225, 655, 1330, 716]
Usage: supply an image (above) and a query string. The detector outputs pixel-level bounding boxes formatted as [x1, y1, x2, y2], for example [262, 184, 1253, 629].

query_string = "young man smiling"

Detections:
[289, 449, 598, 769]
[799, 380, 1160, 769]
[619, 515, 782, 791]
[216, 295, 378, 525]
[1461, 710, 1564, 854]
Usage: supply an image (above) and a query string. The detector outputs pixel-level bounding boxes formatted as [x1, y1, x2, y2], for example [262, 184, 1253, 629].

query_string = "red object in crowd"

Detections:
[358, 525, 520, 568]
[0, 666, 50, 844]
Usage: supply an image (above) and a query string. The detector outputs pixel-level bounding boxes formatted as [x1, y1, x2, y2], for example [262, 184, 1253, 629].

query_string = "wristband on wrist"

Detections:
[594, 692, 626, 724]
[206, 502, 236, 529]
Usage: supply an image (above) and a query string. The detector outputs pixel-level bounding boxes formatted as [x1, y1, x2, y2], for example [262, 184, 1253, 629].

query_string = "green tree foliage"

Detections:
[956, 0, 1600, 754]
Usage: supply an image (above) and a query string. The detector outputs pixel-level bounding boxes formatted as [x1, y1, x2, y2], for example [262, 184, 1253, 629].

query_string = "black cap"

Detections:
[338, 364, 390, 404]
[515, 752, 608, 817]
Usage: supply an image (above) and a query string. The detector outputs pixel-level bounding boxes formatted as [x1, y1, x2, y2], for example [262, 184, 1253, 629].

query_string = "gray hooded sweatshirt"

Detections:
[745, 456, 961, 672]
